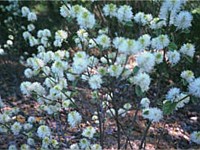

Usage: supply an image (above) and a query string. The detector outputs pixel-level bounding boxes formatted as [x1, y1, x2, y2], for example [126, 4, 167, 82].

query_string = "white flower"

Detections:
[133, 72, 151, 92]
[190, 131, 200, 144]
[27, 12, 37, 22]
[72, 51, 89, 74]
[150, 18, 166, 29]
[11, 122, 22, 135]
[118, 38, 139, 54]
[189, 77, 200, 98]
[21, 6, 30, 17]
[118, 108, 126, 117]
[79, 138, 90, 149]
[180, 43, 195, 58]
[117, 5, 133, 22]
[89, 74, 103, 90]
[123, 103, 131, 110]
[137, 34, 151, 51]
[103, 3, 117, 18]
[24, 68, 33, 78]
[96, 34, 111, 49]
[8, 145, 17, 150]
[140, 97, 150, 108]
[154, 52, 163, 64]
[113, 37, 125, 50]
[43, 29, 51, 37]
[23, 31, 31, 40]
[90, 144, 102, 150]
[55, 30, 68, 41]
[82, 126, 96, 139]
[174, 11, 193, 30]
[24, 123, 33, 130]
[181, 70, 194, 82]
[142, 107, 163, 122]
[0, 113, 11, 123]
[136, 52, 155, 73]
[37, 125, 51, 138]
[151, 35, 170, 50]
[166, 87, 180, 101]
[20, 81, 32, 95]
[134, 12, 152, 26]
[77, 10, 96, 29]
[68, 111, 82, 127]
[27, 24, 35, 32]
[167, 50, 180, 65]
[108, 65, 123, 78]
[175, 93, 190, 109]
[70, 143, 80, 150]
[27, 138, 35, 146]
[60, 5, 71, 18]
[28, 116, 36, 123]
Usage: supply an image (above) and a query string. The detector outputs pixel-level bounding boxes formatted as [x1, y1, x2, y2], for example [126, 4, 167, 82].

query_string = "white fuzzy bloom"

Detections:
[150, 18, 166, 29]
[133, 72, 151, 92]
[37, 125, 51, 138]
[27, 24, 35, 32]
[113, 37, 125, 49]
[123, 103, 132, 110]
[53, 39, 62, 47]
[137, 34, 151, 51]
[103, 3, 117, 18]
[60, 5, 71, 18]
[190, 131, 200, 144]
[167, 50, 180, 65]
[154, 52, 163, 64]
[119, 39, 139, 54]
[82, 126, 96, 139]
[181, 70, 194, 82]
[151, 35, 170, 50]
[0, 113, 11, 123]
[180, 43, 195, 58]
[134, 12, 153, 26]
[166, 87, 180, 101]
[21, 6, 30, 17]
[23, 123, 33, 131]
[174, 11, 193, 30]
[68, 111, 82, 127]
[23, 31, 31, 40]
[77, 10, 96, 29]
[27, 12, 37, 22]
[71, 5, 87, 18]
[70, 143, 80, 150]
[24, 68, 33, 78]
[29, 36, 38, 47]
[89, 74, 103, 90]
[43, 29, 51, 37]
[175, 93, 190, 109]
[11, 122, 22, 135]
[8, 145, 17, 150]
[96, 34, 111, 49]
[189, 77, 200, 98]
[90, 144, 102, 150]
[117, 5, 133, 22]
[72, 51, 89, 74]
[118, 108, 126, 117]
[140, 97, 150, 108]
[28, 116, 36, 123]
[142, 107, 163, 122]
[20, 81, 32, 95]
[55, 30, 68, 41]
[37, 45, 45, 52]
[136, 52, 155, 73]
[79, 138, 90, 149]
[108, 65, 123, 78]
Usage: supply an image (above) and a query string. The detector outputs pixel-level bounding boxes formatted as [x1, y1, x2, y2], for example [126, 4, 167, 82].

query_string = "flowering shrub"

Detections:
[1, 0, 200, 149]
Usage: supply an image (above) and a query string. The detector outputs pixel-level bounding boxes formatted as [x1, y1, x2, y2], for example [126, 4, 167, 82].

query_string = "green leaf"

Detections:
[135, 86, 144, 97]
[162, 100, 177, 115]
[184, 55, 193, 63]
[124, 21, 133, 27]
[168, 42, 177, 50]
[132, 66, 140, 76]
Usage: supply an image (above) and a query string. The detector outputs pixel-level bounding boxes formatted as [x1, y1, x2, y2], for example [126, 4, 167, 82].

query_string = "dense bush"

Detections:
[0, 0, 200, 149]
